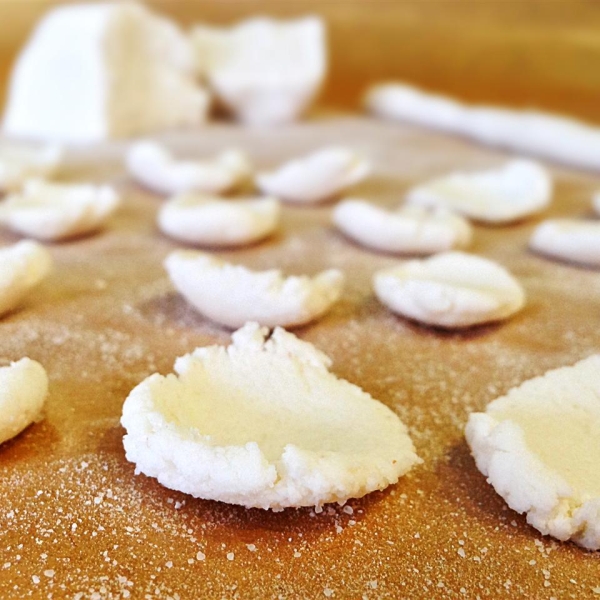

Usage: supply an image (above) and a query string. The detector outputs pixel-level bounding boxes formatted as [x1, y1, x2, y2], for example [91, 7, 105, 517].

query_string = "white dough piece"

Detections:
[191, 16, 326, 125]
[0, 144, 62, 193]
[530, 219, 600, 267]
[257, 147, 370, 204]
[374, 251, 525, 328]
[406, 160, 552, 224]
[0, 180, 120, 241]
[333, 200, 472, 255]
[592, 192, 600, 216]
[121, 322, 420, 509]
[158, 193, 280, 247]
[164, 251, 344, 329]
[466, 355, 600, 550]
[3, 3, 209, 142]
[366, 82, 600, 171]
[0, 240, 52, 317]
[127, 141, 251, 196]
[0, 358, 48, 445]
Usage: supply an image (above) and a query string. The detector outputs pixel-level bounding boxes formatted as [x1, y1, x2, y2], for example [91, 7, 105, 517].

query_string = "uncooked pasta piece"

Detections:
[256, 147, 370, 204]
[0, 240, 52, 317]
[406, 160, 552, 224]
[158, 193, 280, 247]
[164, 250, 343, 328]
[333, 199, 471, 254]
[373, 251, 525, 328]
[121, 322, 421, 509]
[466, 355, 600, 550]
[0, 180, 120, 241]
[0, 358, 48, 445]
[0, 144, 62, 193]
[127, 141, 251, 196]
[530, 220, 600, 267]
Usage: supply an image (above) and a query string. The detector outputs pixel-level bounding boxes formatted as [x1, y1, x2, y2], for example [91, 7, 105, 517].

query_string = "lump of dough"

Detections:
[127, 141, 251, 196]
[164, 250, 344, 329]
[256, 147, 370, 204]
[373, 251, 525, 328]
[333, 199, 472, 255]
[0, 144, 62, 193]
[0, 358, 48, 445]
[406, 160, 552, 224]
[530, 220, 600, 267]
[2, 3, 208, 142]
[191, 16, 326, 126]
[466, 355, 600, 550]
[158, 193, 280, 247]
[0, 240, 52, 317]
[0, 179, 120, 241]
[121, 322, 420, 509]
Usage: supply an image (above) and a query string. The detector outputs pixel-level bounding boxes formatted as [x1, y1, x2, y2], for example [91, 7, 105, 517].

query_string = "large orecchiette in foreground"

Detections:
[121, 322, 421, 510]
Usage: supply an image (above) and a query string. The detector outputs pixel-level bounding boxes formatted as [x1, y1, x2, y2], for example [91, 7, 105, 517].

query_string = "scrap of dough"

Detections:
[191, 16, 326, 125]
[164, 250, 344, 328]
[158, 193, 280, 247]
[333, 199, 472, 254]
[121, 322, 420, 509]
[373, 251, 525, 328]
[0, 180, 120, 241]
[466, 355, 600, 550]
[0, 240, 52, 316]
[256, 147, 370, 204]
[0, 144, 62, 193]
[530, 219, 600, 267]
[127, 141, 252, 196]
[2, 3, 208, 142]
[366, 82, 600, 171]
[0, 358, 48, 445]
[406, 160, 552, 224]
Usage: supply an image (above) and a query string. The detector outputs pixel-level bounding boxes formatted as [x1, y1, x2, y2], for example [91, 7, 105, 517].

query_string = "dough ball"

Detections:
[164, 250, 344, 329]
[121, 322, 420, 509]
[158, 193, 280, 247]
[0, 240, 52, 317]
[333, 199, 471, 255]
[407, 160, 552, 224]
[530, 219, 600, 267]
[466, 355, 600, 550]
[0, 358, 48, 445]
[256, 146, 370, 204]
[0, 179, 120, 241]
[373, 251, 525, 328]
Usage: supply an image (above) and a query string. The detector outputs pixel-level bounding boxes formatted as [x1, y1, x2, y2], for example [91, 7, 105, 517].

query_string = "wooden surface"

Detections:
[0, 116, 599, 598]
[2, 0, 600, 122]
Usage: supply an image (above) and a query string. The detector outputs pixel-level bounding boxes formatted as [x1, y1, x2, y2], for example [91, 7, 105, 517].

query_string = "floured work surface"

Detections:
[0, 117, 599, 599]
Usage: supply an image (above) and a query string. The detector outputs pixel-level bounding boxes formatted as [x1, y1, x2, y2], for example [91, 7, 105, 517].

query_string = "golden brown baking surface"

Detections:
[0, 117, 599, 599]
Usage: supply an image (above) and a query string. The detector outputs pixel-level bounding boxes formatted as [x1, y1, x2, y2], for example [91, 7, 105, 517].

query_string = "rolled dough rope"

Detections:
[366, 82, 600, 171]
